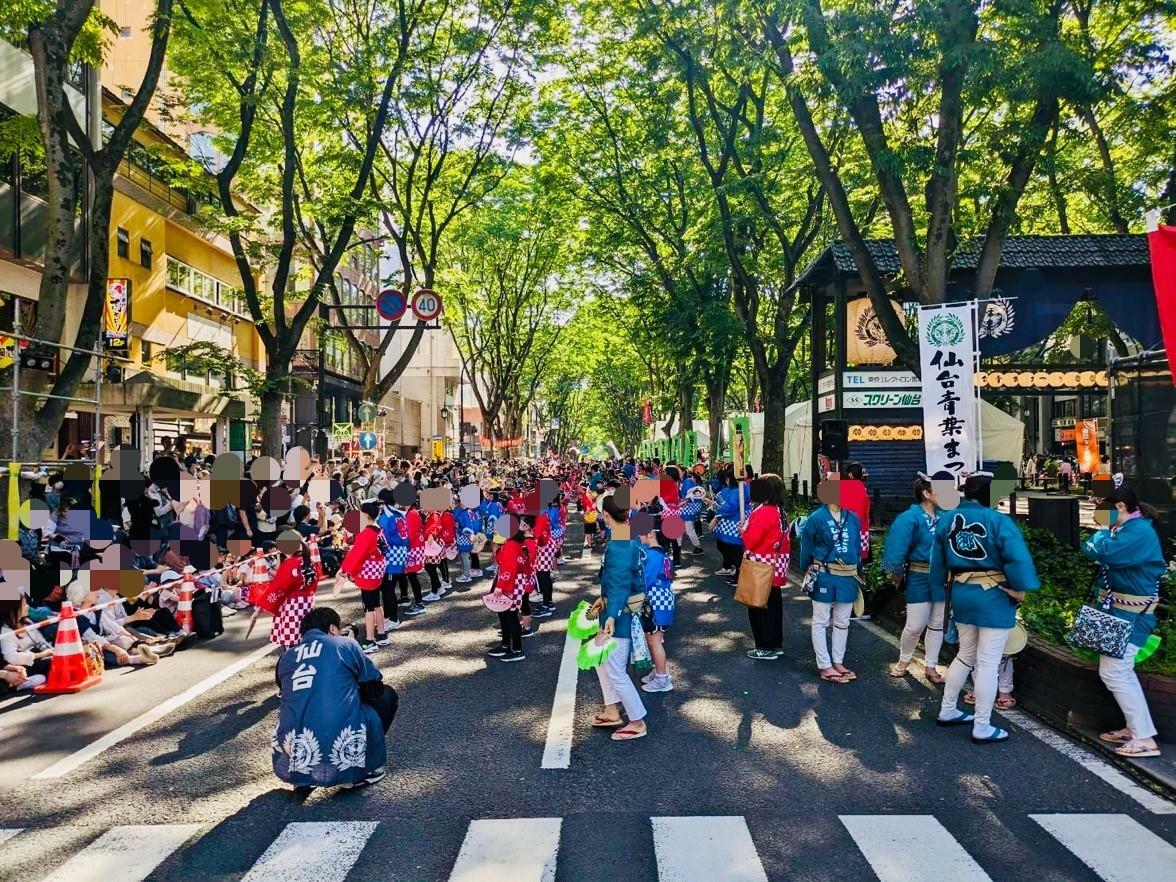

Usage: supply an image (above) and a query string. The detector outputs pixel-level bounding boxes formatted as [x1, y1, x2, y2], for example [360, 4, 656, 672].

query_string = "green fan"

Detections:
[1135, 633, 1162, 664]
[567, 600, 600, 641]
[577, 637, 618, 670]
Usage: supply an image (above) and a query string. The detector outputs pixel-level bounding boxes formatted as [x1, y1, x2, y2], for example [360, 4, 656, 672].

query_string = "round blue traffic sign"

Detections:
[376, 289, 407, 321]
[358, 431, 378, 450]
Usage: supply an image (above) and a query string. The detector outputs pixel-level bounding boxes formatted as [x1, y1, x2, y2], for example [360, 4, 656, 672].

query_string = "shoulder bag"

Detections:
[1065, 566, 1131, 659]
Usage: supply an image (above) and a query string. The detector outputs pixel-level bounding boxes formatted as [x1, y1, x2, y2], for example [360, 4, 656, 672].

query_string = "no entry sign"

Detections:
[376, 288, 407, 321]
[411, 288, 442, 321]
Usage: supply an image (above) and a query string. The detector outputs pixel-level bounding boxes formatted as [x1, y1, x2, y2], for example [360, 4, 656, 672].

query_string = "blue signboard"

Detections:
[358, 431, 378, 450]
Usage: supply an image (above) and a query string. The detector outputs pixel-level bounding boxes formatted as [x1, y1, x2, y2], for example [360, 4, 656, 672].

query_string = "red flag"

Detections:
[642, 398, 652, 425]
[1147, 224, 1176, 385]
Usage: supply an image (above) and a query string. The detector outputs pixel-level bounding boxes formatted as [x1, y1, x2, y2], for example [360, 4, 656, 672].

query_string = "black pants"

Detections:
[425, 563, 442, 592]
[439, 558, 450, 582]
[537, 570, 554, 605]
[396, 572, 423, 603]
[379, 575, 400, 623]
[498, 610, 522, 651]
[718, 540, 744, 571]
[362, 681, 399, 733]
[748, 587, 784, 650]
[470, 553, 481, 570]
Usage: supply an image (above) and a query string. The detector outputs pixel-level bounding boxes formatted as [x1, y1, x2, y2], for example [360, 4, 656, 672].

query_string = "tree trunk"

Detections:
[706, 382, 724, 463]
[258, 387, 284, 459]
[759, 369, 786, 477]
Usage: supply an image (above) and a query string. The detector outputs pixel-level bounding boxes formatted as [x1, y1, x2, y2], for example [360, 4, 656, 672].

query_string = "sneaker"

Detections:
[747, 649, 780, 660]
[641, 674, 674, 693]
[499, 649, 526, 663]
[531, 605, 553, 619]
[360, 641, 378, 654]
[529, 591, 544, 603]
[398, 596, 411, 605]
[521, 625, 539, 638]
[152, 640, 178, 658]
[469, 569, 483, 577]
[714, 567, 735, 577]
[404, 603, 427, 617]
[138, 644, 159, 665]
[486, 645, 510, 658]
[557, 558, 567, 566]
[341, 766, 386, 788]
[640, 671, 656, 684]
[422, 592, 442, 603]
[383, 620, 401, 633]
[17, 674, 46, 690]
[455, 575, 472, 584]
[441, 581, 452, 592]
[375, 636, 391, 647]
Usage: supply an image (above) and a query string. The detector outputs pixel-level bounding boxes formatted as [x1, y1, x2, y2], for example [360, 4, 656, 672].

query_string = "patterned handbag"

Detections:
[1066, 567, 1131, 659]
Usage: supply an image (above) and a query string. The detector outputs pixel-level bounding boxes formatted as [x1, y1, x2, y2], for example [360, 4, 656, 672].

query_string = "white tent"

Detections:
[780, 398, 1025, 482]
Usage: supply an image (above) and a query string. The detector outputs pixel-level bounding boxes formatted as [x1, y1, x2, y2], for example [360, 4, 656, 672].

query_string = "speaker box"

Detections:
[819, 419, 849, 460]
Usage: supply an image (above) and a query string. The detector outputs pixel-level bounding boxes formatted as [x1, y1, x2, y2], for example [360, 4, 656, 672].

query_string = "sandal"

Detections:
[592, 715, 624, 728]
[834, 667, 857, 681]
[963, 691, 976, 705]
[1099, 728, 1132, 744]
[1113, 740, 1161, 758]
[611, 725, 647, 742]
[819, 670, 851, 684]
[888, 662, 910, 678]
[925, 668, 945, 685]
[994, 695, 1017, 710]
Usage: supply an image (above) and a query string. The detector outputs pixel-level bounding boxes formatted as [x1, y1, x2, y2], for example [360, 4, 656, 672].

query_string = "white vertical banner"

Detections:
[918, 302, 980, 476]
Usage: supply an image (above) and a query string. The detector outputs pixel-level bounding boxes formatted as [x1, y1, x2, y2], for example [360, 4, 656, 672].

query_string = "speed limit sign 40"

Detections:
[411, 288, 442, 321]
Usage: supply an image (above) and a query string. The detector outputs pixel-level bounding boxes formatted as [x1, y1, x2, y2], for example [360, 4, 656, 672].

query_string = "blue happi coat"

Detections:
[679, 476, 702, 521]
[273, 630, 387, 787]
[799, 505, 862, 604]
[548, 502, 565, 540]
[712, 484, 749, 546]
[882, 504, 948, 603]
[642, 543, 675, 627]
[1082, 515, 1166, 646]
[455, 507, 481, 553]
[378, 506, 409, 574]
[480, 499, 504, 534]
[929, 500, 1039, 628]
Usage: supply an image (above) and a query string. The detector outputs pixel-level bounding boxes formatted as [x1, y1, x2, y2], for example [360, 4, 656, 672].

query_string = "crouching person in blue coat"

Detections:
[274, 607, 398, 792]
[931, 474, 1039, 744]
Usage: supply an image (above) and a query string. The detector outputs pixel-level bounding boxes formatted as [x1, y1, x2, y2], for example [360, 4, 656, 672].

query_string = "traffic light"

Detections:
[20, 345, 56, 372]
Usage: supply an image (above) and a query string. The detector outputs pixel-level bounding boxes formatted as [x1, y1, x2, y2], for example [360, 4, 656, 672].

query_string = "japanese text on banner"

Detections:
[918, 303, 979, 475]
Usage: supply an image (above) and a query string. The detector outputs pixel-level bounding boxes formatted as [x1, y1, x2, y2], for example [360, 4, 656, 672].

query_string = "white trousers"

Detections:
[811, 601, 853, 668]
[1099, 644, 1158, 739]
[941, 624, 1008, 734]
[595, 637, 647, 722]
[899, 601, 946, 668]
[683, 521, 702, 550]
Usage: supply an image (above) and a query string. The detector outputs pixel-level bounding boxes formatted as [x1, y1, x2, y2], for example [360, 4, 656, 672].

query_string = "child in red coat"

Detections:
[338, 502, 392, 653]
[487, 518, 535, 663]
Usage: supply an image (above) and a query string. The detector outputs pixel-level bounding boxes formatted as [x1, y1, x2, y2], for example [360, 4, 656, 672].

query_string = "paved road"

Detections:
[2, 528, 1175, 881]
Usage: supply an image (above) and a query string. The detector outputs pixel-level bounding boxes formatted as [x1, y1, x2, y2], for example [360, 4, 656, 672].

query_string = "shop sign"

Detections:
[842, 370, 919, 388]
[844, 390, 922, 409]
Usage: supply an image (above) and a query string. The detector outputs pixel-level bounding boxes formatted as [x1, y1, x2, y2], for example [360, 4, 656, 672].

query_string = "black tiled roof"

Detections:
[805, 234, 1150, 285]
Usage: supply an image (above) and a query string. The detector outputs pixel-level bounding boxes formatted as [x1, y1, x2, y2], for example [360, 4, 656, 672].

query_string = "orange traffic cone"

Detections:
[35, 601, 103, 694]
[307, 533, 322, 571]
[244, 549, 269, 605]
[175, 574, 195, 633]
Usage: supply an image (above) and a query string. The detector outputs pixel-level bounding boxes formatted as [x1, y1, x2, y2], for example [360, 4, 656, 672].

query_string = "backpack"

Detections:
[191, 591, 224, 639]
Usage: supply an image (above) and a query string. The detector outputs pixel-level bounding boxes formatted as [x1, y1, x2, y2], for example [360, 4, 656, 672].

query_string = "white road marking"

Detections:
[1031, 813, 1176, 882]
[40, 824, 201, 882]
[541, 623, 580, 769]
[0, 828, 21, 845]
[840, 815, 991, 882]
[449, 818, 561, 882]
[650, 816, 768, 882]
[853, 618, 1176, 815]
[32, 642, 277, 780]
[241, 822, 378, 882]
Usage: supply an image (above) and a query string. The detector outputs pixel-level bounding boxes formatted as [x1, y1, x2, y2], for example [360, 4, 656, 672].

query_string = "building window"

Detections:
[141, 340, 152, 362]
[116, 228, 129, 259]
[120, 26, 132, 38]
[140, 238, 152, 268]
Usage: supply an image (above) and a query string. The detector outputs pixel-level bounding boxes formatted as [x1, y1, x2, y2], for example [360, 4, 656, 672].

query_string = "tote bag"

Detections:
[735, 558, 773, 608]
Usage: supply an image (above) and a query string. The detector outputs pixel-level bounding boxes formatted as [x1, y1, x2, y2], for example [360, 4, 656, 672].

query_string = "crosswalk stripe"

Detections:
[39, 824, 201, 882]
[448, 818, 561, 882]
[650, 816, 768, 882]
[241, 822, 379, 882]
[1031, 813, 1176, 882]
[0, 828, 21, 846]
[840, 815, 992, 882]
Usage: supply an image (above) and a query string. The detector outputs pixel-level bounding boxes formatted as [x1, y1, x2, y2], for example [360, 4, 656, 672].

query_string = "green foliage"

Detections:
[154, 341, 301, 401]
[0, 2, 116, 65]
